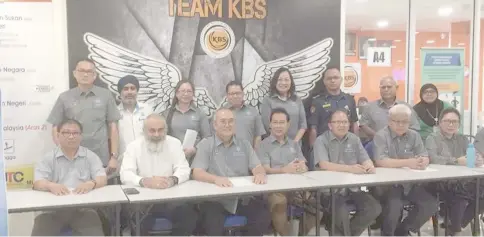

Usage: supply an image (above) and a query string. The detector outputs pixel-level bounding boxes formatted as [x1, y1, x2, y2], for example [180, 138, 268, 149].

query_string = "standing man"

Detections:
[47, 59, 121, 177]
[360, 76, 420, 139]
[117, 75, 152, 164]
[373, 104, 438, 236]
[31, 119, 107, 236]
[224, 81, 265, 149]
[120, 114, 198, 236]
[313, 109, 381, 236]
[192, 108, 271, 236]
[308, 67, 358, 146]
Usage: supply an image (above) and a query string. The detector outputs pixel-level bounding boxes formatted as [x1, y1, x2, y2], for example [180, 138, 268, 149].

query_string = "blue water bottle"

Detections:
[467, 143, 476, 168]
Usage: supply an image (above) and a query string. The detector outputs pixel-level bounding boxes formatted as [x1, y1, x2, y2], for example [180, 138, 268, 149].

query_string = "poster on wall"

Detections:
[367, 47, 392, 67]
[0, 0, 59, 189]
[420, 48, 465, 122]
[65, 0, 342, 115]
[342, 63, 361, 94]
[0, 91, 9, 236]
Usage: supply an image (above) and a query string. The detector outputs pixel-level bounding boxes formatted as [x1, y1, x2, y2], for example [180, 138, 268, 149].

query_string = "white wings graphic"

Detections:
[83, 33, 217, 117]
[242, 38, 334, 110]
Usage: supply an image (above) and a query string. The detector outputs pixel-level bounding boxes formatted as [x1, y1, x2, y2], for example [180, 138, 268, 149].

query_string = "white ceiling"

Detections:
[346, 0, 477, 32]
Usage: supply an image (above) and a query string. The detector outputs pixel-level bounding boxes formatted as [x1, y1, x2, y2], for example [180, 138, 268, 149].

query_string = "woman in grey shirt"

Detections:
[260, 67, 307, 143]
[425, 107, 484, 235]
[162, 80, 211, 163]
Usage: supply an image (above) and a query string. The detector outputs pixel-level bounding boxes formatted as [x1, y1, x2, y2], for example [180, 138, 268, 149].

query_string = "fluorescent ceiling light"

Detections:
[438, 6, 453, 17]
[377, 20, 389, 28]
[391, 46, 397, 49]
[368, 38, 377, 41]
[426, 40, 435, 44]
[394, 39, 402, 42]
[397, 60, 403, 63]
[458, 43, 465, 46]
[415, 58, 420, 61]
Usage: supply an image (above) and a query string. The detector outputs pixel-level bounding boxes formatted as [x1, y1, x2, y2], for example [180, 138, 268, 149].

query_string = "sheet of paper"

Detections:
[182, 129, 198, 148]
[404, 167, 437, 172]
[229, 177, 255, 187]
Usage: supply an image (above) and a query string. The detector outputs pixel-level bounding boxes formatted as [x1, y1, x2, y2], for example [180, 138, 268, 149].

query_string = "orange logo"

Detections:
[344, 66, 358, 88]
[200, 21, 235, 58]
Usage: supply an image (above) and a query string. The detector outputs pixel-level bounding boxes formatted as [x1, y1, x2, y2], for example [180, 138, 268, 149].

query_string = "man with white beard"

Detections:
[120, 114, 198, 236]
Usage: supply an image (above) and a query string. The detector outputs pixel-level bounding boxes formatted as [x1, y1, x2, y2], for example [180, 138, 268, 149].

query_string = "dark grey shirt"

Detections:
[258, 135, 303, 168]
[224, 103, 265, 144]
[374, 126, 427, 160]
[474, 128, 484, 154]
[313, 131, 369, 166]
[360, 99, 420, 132]
[34, 146, 106, 188]
[162, 104, 211, 145]
[47, 86, 121, 165]
[425, 132, 468, 165]
[308, 93, 358, 136]
[260, 95, 307, 140]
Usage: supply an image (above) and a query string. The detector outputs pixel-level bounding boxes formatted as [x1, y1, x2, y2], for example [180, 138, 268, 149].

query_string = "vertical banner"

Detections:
[0, 90, 8, 236]
[65, 0, 341, 114]
[0, 0, 58, 189]
[420, 48, 465, 121]
[342, 63, 361, 94]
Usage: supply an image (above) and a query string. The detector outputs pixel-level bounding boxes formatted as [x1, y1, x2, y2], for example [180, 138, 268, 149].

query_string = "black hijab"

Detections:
[413, 83, 444, 127]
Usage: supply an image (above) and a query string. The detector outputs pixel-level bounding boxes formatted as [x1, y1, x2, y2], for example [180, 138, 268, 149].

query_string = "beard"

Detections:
[146, 135, 165, 153]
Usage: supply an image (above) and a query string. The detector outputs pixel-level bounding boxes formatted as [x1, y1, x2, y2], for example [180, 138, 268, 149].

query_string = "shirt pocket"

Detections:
[230, 151, 249, 175]
[342, 145, 358, 165]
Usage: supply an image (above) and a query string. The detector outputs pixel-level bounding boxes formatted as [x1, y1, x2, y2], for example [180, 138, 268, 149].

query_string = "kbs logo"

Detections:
[200, 21, 235, 59]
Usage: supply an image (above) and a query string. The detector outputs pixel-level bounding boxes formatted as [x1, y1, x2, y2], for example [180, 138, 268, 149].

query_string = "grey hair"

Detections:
[389, 104, 412, 118]
[380, 75, 397, 85]
[212, 107, 233, 122]
[143, 113, 168, 133]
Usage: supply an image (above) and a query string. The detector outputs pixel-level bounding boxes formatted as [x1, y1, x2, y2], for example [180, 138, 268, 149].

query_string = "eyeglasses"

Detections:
[218, 119, 235, 126]
[60, 131, 81, 137]
[178, 90, 193, 95]
[380, 85, 394, 90]
[331, 121, 349, 125]
[391, 119, 410, 126]
[441, 119, 459, 125]
[228, 92, 243, 96]
[324, 76, 342, 81]
[423, 90, 437, 95]
[75, 70, 95, 76]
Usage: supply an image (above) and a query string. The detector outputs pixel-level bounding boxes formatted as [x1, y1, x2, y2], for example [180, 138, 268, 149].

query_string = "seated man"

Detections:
[314, 109, 381, 236]
[192, 108, 271, 236]
[31, 119, 107, 236]
[373, 104, 438, 236]
[259, 108, 317, 236]
[120, 114, 197, 236]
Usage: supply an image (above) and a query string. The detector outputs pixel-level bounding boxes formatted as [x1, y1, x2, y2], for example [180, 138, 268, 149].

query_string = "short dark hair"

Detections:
[322, 66, 340, 79]
[226, 80, 243, 93]
[439, 107, 461, 122]
[57, 119, 83, 133]
[329, 109, 350, 122]
[270, 108, 290, 122]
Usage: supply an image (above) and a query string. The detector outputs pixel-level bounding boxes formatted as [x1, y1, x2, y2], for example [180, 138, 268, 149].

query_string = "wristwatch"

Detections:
[110, 152, 118, 159]
[169, 176, 179, 185]
[139, 178, 145, 187]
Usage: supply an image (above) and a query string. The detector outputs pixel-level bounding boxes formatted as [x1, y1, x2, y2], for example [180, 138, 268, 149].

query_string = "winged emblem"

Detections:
[241, 38, 334, 110]
[83, 33, 217, 117]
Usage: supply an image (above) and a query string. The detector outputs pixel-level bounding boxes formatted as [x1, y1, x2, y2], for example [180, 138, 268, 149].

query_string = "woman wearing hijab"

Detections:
[413, 83, 453, 141]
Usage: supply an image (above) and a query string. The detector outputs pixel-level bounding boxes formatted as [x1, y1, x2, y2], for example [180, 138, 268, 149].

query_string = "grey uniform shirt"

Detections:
[360, 99, 420, 132]
[224, 103, 265, 144]
[373, 126, 427, 161]
[260, 95, 307, 140]
[192, 135, 261, 213]
[258, 135, 303, 168]
[313, 131, 369, 194]
[425, 132, 468, 165]
[474, 128, 484, 154]
[162, 104, 211, 146]
[34, 146, 106, 189]
[47, 86, 121, 165]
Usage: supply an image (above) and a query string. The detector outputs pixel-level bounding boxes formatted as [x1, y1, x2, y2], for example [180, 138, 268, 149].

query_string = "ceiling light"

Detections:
[377, 20, 389, 28]
[397, 60, 403, 63]
[458, 43, 466, 46]
[368, 38, 377, 41]
[391, 46, 397, 49]
[438, 6, 453, 16]
[426, 40, 435, 44]
[355, 0, 368, 2]
[415, 58, 420, 61]
[394, 39, 402, 42]
[415, 32, 420, 34]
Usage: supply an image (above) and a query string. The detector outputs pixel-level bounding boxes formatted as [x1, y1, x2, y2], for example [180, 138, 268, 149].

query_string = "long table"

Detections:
[302, 164, 484, 236]
[7, 185, 128, 236]
[122, 173, 322, 236]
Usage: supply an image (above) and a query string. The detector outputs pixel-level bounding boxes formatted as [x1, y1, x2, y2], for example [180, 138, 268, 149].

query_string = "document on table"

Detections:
[229, 177, 255, 187]
[182, 129, 198, 148]
[404, 167, 437, 172]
